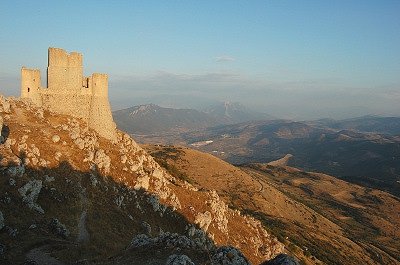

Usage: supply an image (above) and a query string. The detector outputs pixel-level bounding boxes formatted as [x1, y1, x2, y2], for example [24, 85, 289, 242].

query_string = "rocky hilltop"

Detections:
[0, 94, 284, 264]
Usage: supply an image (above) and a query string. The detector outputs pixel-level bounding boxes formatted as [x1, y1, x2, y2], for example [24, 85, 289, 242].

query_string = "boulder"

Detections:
[18, 179, 44, 214]
[166, 254, 195, 265]
[211, 246, 250, 265]
[49, 218, 70, 239]
[130, 234, 153, 248]
[51, 135, 60, 143]
[7, 164, 25, 178]
[260, 254, 299, 265]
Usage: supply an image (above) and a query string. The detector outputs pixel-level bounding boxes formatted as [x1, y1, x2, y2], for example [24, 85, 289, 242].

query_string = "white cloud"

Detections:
[215, 55, 235, 62]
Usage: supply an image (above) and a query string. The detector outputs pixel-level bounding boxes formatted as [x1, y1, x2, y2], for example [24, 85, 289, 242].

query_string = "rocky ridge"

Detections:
[0, 94, 284, 264]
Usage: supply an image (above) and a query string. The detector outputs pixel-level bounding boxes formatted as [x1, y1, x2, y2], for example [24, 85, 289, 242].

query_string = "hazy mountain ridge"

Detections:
[182, 119, 400, 197]
[204, 102, 275, 124]
[113, 104, 218, 134]
[113, 102, 274, 135]
[308, 115, 400, 135]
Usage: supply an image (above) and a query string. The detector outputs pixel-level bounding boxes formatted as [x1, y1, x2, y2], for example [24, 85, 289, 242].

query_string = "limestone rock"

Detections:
[93, 149, 111, 174]
[54, 152, 62, 161]
[195, 211, 212, 232]
[49, 218, 70, 239]
[211, 246, 250, 265]
[260, 254, 299, 265]
[0, 243, 4, 255]
[18, 179, 44, 214]
[134, 175, 150, 190]
[45, 175, 55, 182]
[51, 135, 60, 143]
[0, 95, 11, 113]
[207, 191, 228, 233]
[141, 221, 152, 235]
[130, 232, 212, 252]
[74, 137, 85, 149]
[90, 174, 98, 187]
[166, 254, 195, 265]
[0, 115, 3, 143]
[147, 195, 166, 215]
[0, 210, 4, 230]
[130, 234, 153, 248]
[7, 164, 25, 178]
[8, 178, 16, 186]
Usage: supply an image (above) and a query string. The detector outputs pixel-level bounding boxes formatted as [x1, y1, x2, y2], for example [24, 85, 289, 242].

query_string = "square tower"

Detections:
[47, 48, 83, 91]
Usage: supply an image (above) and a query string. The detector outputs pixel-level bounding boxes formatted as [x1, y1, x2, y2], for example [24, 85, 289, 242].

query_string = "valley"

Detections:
[114, 105, 400, 197]
[144, 144, 400, 265]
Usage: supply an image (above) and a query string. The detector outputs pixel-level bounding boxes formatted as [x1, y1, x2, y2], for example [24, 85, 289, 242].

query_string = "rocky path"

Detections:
[77, 186, 89, 244]
[26, 246, 65, 265]
[77, 208, 89, 244]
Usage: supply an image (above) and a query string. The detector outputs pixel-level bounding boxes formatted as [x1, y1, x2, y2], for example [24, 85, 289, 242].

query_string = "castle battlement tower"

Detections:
[21, 47, 117, 141]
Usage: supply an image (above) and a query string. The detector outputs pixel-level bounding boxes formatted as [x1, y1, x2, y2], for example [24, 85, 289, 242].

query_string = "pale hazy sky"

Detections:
[1, 0, 399, 119]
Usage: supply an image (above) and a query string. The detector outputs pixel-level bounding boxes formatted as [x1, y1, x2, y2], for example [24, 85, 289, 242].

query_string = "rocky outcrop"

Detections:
[211, 246, 250, 265]
[0, 95, 11, 113]
[207, 190, 229, 233]
[18, 180, 44, 214]
[166, 254, 195, 265]
[0, 210, 4, 230]
[260, 254, 299, 265]
[0, 115, 4, 143]
[130, 231, 214, 252]
[194, 211, 212, 231]
[49, 218, 70, 239]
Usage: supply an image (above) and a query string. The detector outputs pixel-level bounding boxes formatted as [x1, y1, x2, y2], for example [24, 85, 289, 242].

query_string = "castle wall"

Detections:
[40, 90, 92, 122]
[20, 47, 117, 142]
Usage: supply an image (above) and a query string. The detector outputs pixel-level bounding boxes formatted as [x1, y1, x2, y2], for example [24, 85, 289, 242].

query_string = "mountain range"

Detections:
[113, 104, 400, 197]
[113, 102, 273, 136]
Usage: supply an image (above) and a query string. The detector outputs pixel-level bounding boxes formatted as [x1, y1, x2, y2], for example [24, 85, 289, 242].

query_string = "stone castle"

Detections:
[21, 47, 117, 141]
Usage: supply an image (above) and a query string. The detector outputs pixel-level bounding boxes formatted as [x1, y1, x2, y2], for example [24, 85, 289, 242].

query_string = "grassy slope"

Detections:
[144, 144, 400, 265]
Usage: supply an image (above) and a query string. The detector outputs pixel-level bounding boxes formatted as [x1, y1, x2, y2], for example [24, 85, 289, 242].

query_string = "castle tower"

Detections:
[20, 67, 43, 106]
[47, 48, 83, 91]
[88, 73, 117, 141]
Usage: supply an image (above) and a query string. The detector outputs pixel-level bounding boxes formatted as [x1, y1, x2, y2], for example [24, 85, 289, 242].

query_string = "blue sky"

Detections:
[1, 0, 399, 119]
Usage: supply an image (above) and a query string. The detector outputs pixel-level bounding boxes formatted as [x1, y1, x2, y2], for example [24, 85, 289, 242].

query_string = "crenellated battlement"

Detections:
[20, 47, 117, 141]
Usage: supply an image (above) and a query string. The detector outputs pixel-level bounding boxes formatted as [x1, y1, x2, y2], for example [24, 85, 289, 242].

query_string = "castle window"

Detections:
[28, 87, 30, 92]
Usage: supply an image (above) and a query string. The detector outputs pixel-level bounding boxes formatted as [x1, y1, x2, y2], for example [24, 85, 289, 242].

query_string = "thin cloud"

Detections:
[215, 55, 235, 62]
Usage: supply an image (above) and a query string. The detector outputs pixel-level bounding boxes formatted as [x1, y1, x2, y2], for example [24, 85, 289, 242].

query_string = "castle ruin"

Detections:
[21, 47, 117, 141]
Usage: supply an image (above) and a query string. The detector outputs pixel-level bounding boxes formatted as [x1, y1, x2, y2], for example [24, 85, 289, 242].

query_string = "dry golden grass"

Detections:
[145, 144, 400, 265]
